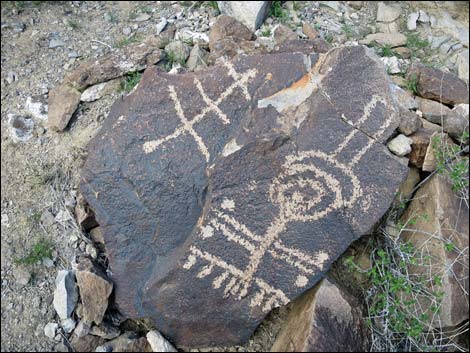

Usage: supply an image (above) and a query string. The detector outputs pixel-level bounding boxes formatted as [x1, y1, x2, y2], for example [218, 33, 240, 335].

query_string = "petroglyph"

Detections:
[80, 46, 409, 347]
[183, 93, 393, 312]
[143, 63, 257, 161]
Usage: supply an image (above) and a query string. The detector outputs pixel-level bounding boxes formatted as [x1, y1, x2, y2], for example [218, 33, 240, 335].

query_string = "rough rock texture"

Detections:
[417, 96, 452, 124]
[70, 334, 105, 352]
[208, 15, 261, 63]
[80, 79, 121, 103]
[273, 39, 330, 55]
[95, 332, 151, 352]
[408, 64, 469, 106]
[408, 128, 433, 168]
[400, 174, 469, 327]
[47, 84, 81, 131]
[217, 1, 271, 30]
[445, 103, 469, 139]
[75, 257, 113, 325]
[53, 270, 78, 320]
[398, 108, 421, 136]
[271, 278, 369, 352]
[80, 46, 408, 347]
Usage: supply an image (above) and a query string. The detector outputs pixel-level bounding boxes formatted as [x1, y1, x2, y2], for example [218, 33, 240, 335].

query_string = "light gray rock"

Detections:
[74, 319, 92, 338]
[43, 257, 55, 268]
[376, 2, 401, 23]
[62, 318, 77, 334]
[391, 84, 418, 111]
[381, 56, 401, 74]
[26, 95, 48, 121]
[457, 49, 469, 82]
[187, 45, 208, 71]
[49, 38, 66, 49]
[164, 40, 191, 64]
[1, 21, 25, 32]
[217, 1, 271, 30]
[122, 27, 132, 36]
[156, 18, 167, 35]
[387, 134, 412, 156]
[133, 14, 151, 22]
[85, 243, 98, 259]
[359, 32, 407, 47]
[319, 1, 342, 12]
[407, 12, 419, 31]
[53, 270, 78, 320]
[6, 71, 17, 84]
[417, 10, 430, 24]
[8, 114, 34, 143]
[80, 79, 121, 102]
[175, 29, 210, 48]
[44, 322, 59, 339]
[433, 12, 469, 47]
[445, 104, 469, 140]
[146, 330, 177, 352]
[13, 265, 31, 286]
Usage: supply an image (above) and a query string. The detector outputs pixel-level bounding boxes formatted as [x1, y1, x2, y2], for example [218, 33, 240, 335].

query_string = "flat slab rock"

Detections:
[80, 46, 408, 347]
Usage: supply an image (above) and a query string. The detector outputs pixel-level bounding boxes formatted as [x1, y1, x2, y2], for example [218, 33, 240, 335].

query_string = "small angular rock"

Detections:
[80, 79, 121, 102]
[408, 128, 433, 169]
[26, 95, 48, 121]
[95, 332, 151, 352]
[76, 257, 113, 325]
[272, 279, 369, 352]
[217, 1, 271, 30]
[146, 330, 177, 352]
[387, 134, 412, 157]
[61, 318, 76, 334]
[408, 63, 469, 106]
[53, 270, 78, 320]
[376, 2, 401, 23]
[416, 97, 451, 124]
[70, 334, 105, 352]
[398, 108, 421, 136]
[47, 84, 81, 131]
[44, 322, 59, 339]
[90, 322, 121, 340]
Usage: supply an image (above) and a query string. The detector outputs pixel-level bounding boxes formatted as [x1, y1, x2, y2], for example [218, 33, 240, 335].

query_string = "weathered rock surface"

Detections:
[80, 46, 408, 347]
[416, 96, 452, 124]
[217, 1, 271, 31]
[95, 332, 151, 352]
[75, 257, 113, 325]
[70, 334, 105, 352]
[408, 64, 469, 106]
[408, 128, 433, 169]
[273, 24, 298, 45]
[400, 174, 469, 327]
[8, 114, 34, 143]
[398, 108, 421, 136]
[271, 279, 369, 352]
[53, 270, 78, 320]
[207, 15, 262, 63]
[26, 95, 48, 121]
[445, 103, 469, 140]
[89, 322, 120, 340]
[47, 84, 82, 131]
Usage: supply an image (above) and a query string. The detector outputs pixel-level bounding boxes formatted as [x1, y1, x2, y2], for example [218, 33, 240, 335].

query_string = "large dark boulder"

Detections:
[80, 46, 408, 348]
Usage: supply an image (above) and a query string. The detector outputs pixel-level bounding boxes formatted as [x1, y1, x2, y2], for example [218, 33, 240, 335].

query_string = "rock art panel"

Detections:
[80, 46, 408, 347]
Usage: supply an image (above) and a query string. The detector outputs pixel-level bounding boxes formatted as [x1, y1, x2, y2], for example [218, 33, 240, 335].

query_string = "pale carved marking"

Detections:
[183, 92, 393, 312]
[143, 65, 258, 161]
